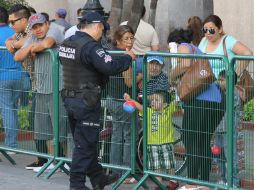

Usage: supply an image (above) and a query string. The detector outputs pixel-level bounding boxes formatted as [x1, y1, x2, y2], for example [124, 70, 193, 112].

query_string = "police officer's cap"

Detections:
[79, 12, 110, 31]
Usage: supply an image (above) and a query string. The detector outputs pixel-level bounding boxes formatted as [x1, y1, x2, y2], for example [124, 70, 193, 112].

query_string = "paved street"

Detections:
[0, 154, 145, 190]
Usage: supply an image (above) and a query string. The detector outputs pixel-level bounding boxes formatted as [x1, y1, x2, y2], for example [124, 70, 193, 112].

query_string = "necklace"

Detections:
[15, 24, 31, 41]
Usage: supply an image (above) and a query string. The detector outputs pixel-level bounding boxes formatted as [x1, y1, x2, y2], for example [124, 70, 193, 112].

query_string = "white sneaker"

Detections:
[33, 163, 55, 172]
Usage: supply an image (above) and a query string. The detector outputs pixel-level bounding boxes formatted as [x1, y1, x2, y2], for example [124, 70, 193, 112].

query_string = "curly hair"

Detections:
[167, 28, 193, 44]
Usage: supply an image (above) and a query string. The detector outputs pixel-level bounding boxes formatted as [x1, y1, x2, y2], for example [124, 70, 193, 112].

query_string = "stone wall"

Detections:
[214, 0, 254, 52]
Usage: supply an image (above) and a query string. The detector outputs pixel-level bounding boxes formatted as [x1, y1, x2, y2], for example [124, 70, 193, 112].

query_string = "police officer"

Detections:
[59, 12, 135, 190]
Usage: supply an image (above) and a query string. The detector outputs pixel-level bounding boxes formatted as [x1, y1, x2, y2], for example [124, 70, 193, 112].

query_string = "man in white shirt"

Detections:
[64, 8, 85, 39]
[121, 6, 160, 55]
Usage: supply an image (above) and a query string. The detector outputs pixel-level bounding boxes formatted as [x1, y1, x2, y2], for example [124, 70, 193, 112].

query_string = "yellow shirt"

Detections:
[146, 101, 176, 145]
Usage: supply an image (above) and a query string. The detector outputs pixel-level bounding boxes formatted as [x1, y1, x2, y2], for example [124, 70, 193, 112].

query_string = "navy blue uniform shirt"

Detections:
[70, 31, 132, 76]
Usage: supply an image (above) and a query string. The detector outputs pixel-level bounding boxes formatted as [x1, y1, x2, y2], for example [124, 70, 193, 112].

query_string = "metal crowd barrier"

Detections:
[0, 48, 57, 170]
[230, 56, 254, 189]
[1, 47, 254, 190]
[133, 51, 233, 190]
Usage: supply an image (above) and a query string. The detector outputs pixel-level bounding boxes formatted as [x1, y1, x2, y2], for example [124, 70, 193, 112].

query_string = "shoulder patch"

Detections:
[104, 54, 112, 63]
[96, 48, 105, 57]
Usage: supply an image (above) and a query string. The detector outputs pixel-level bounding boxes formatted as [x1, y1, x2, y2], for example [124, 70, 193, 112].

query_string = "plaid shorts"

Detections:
[147, 143, 175, 170]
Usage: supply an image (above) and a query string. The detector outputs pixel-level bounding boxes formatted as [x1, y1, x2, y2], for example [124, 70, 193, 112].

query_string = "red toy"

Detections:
[211, 146, 221, 155]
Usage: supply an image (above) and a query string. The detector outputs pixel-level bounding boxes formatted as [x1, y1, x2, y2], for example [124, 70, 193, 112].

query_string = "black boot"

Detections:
[92, 173, 119, 190]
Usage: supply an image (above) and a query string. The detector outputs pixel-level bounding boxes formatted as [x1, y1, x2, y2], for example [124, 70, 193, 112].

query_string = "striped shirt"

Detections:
[147, 72, 169, 95]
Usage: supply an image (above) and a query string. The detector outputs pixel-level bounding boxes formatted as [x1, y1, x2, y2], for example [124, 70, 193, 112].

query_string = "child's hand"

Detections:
[124, 93, 131, 101]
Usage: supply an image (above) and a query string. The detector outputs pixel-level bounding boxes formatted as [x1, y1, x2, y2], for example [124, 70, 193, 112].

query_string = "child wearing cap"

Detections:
[124, 91, 179, 189]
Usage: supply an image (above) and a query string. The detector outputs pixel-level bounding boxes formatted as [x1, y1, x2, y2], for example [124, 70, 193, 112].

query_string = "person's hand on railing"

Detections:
[5, 39, 16, 54]
[125, 49, 136, 60]
[30, 43, 37, 58]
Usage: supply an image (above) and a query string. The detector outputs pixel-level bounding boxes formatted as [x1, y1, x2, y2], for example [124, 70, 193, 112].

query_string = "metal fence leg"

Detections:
[111, 170, 131, 190]
[132, 173, 149, 190]
[35, 158, 54, 177]
[0, 150, 16, 165]
[150, 175, 167, 190]
[45, 160, 64, 179]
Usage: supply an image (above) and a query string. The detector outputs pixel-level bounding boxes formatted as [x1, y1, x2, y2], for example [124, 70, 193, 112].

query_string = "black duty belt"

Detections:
[61, 89, 84, 98]
[61, 83, 101, 99]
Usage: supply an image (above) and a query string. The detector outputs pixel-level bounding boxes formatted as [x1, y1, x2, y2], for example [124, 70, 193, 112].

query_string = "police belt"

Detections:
[61, 89, 85, 98]
[61, 83, 100, 98]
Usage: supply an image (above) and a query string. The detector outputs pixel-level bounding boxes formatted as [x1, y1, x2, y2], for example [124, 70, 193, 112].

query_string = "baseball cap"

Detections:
[147, 56, 164, 65]
[28, 13, 46, 28]
[79, 12, 110, 30]
[56, 8, 67, 18]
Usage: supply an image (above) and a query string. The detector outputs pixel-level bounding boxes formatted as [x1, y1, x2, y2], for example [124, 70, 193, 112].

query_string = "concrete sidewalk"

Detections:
[0, 154, 145, 190]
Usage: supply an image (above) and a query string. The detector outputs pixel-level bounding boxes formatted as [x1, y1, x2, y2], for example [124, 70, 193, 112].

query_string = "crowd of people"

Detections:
[0, 3, 253, 190]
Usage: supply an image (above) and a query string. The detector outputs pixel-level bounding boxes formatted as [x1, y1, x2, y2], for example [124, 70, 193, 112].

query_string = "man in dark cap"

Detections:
[54, 8, 72, 31]
[59, 12, 135, 190]
[15, 13, 68, 172]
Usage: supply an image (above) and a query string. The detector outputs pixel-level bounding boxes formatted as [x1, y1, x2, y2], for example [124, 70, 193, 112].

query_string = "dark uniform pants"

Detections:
[64, 97, 103, 188]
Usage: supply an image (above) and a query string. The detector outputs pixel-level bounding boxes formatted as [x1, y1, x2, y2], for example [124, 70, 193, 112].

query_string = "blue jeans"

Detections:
[19, 72, 31, 107]
[0, 80, 22, 148]
[106, 98, 132, 176]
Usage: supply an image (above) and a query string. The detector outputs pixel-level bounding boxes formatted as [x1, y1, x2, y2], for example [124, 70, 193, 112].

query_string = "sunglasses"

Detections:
[202, 28, 216, 35]
[9, 17, 23, 26]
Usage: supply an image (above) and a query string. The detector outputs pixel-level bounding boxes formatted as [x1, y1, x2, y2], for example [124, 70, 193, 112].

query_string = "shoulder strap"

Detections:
[188, 44, 197, 67]
[222, 36, 228, 57]
[190, 44, 197, 54]
[181, 43, 197, 54]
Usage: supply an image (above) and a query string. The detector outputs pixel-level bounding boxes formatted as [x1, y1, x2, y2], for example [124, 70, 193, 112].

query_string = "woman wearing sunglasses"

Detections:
[197, 14, 253, 185]
[199, 14, 252, 77]
[168, 28, 226, 190]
